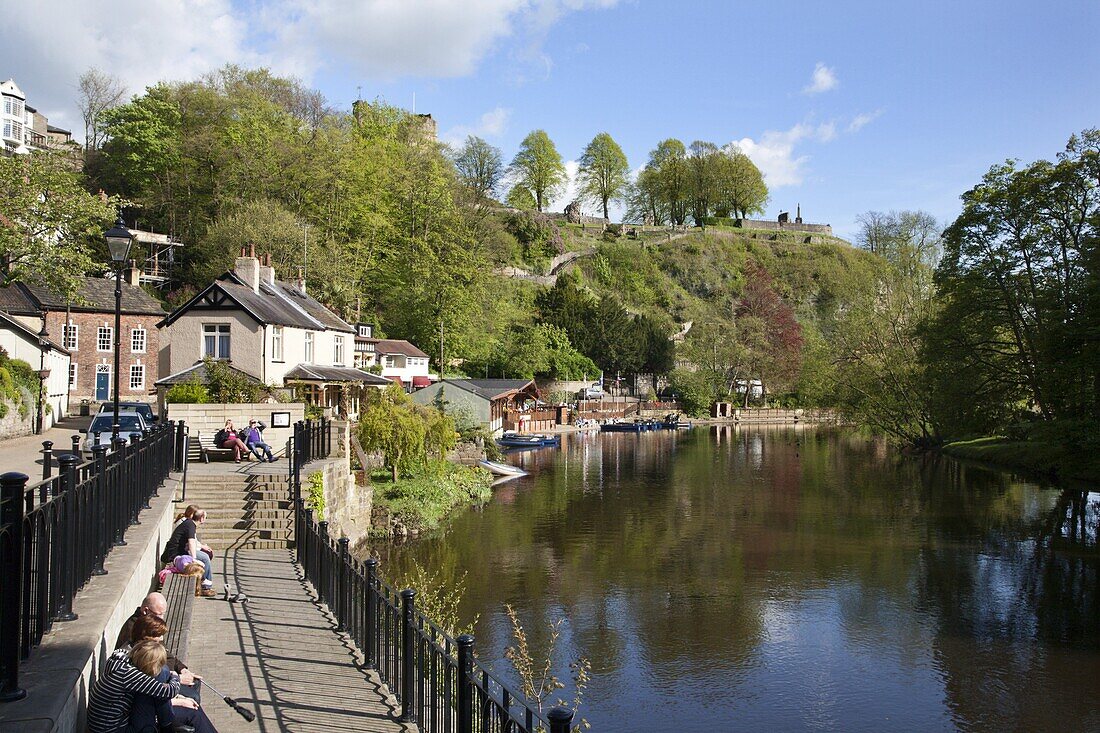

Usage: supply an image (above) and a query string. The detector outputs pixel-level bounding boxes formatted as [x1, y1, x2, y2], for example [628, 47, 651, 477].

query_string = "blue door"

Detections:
[95, 369, 110, 401]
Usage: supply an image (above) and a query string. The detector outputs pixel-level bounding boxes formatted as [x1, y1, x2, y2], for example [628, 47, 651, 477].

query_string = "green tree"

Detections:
[0, 150, 119, 294]
[713, 145, 768, 220]
[505, 184, 537, 211]
[510, 130, 566, 213]
[453, 135, 503, 203]
[190, 199, 308, 285]
[577, 132, 630, 220]
[647, 138, 689, 226]
[359, 384, 457, 481]
[687, 140, 720, 226]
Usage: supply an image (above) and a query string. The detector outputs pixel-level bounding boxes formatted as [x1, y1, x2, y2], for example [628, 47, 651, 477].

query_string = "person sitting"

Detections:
[160, 508, 216, 597]
[126, 619, 217, 733]
[240, 419, 275, 462]
[115, 593, 200, 702]
[87, 639, 181, 733]
[214, 420, 249, 463]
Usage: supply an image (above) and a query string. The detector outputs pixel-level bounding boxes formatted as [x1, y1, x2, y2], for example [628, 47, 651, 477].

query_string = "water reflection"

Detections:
[371, 428, 1100, 732]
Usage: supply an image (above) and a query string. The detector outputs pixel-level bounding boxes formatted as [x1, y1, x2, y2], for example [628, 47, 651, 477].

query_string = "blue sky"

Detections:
[8, 0, 1099, 240]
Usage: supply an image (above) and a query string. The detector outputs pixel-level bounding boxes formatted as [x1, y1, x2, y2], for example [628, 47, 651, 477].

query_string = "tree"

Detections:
[453, 135, 503, 203]
[624, 167, 665, 225]
[358, 384, 455, 481]
[647, 139, 689, 225]
[734, 263, 804, 404]
[0, 150, 119, 295]
[713, 145, 768, 219]
[77, 67, 127, 153]
[505, 184, 537, 211]
[190, 199, 308, 286]
[687, 141, 720, 226]
[510, 130, 566, 213]
[577, 132, 630, 220]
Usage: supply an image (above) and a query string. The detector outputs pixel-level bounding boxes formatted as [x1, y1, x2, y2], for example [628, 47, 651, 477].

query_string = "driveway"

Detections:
[0, 414, 93, 482]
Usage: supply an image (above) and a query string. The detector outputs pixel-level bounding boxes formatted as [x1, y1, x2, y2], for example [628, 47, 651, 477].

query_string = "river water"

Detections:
[375, 427, 1100, 732]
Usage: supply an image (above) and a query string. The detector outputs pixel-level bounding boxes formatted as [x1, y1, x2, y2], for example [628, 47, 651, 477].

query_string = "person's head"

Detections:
[248, 419, 257, 428]
[141, 592, 167, 619]
[130, 614, 169, 644]
[225, 419, 234, 429]
[131, 639, 168, 677]
[174, 504, 200, 523]
[193, 508, 207, 524]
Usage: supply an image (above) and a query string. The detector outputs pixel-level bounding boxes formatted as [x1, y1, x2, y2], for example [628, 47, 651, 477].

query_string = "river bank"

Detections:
[942, 436, 1100, 483]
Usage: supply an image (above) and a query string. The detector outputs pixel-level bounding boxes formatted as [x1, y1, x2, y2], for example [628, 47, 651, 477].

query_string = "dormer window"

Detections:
[358, 324, 372, 338]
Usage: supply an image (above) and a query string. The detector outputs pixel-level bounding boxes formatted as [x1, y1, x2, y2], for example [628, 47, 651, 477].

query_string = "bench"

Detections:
[161, 572, 196, 665]
[193, 431, 254, 463]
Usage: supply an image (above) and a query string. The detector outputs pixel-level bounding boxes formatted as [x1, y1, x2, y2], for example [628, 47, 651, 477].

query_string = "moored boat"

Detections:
[478, 459, 528, 477]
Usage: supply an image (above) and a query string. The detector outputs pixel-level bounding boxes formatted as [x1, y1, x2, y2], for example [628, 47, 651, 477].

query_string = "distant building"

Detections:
[0, 310, 70, 433]
[1, 79, 73, 155]
[411, 379, 538, 434]
[352, 323, 433, 390]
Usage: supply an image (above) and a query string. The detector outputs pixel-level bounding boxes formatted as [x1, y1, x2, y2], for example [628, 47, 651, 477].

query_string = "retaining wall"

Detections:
[166, 402, 305, 455]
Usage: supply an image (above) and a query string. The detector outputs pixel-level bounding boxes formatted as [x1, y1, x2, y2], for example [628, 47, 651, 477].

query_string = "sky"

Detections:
[4, 0, 1099, 240]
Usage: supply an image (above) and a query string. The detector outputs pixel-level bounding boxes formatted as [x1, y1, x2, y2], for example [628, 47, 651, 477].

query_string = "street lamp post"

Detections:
[104, 217, 134, 442]
[36, 320, 50, 435]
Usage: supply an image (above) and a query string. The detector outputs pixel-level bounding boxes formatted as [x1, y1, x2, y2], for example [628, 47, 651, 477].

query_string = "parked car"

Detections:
[581, 385, 604, 400]
[82, 412, 149, 458]
[98, 401, 158, 424]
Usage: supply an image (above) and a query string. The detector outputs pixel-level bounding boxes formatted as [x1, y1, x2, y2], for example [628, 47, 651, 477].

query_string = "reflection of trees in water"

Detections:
[378, 429, 1100, 728]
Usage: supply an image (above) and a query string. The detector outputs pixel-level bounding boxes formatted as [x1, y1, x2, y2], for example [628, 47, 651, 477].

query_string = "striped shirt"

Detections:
[87, 647, 180, 733]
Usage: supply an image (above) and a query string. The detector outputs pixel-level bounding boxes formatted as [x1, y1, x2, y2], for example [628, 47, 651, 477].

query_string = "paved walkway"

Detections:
[0, 414, 91, 478]
[186, 549, 411, 733]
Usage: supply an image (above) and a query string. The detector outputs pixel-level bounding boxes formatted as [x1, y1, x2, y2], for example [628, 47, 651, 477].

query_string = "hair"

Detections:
[131, 639, 168, 677]
[130, 614, 169, 644]
[193, 508, 207, 522]
[173, 504, 200, 523]
[182, 561, 205, 576]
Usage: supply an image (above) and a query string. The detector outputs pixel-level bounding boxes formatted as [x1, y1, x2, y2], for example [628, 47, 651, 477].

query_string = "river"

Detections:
[374, 426, 1100, 732]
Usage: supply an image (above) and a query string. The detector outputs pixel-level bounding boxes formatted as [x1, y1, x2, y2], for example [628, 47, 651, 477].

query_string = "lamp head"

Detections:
[104, 217, 134, 264]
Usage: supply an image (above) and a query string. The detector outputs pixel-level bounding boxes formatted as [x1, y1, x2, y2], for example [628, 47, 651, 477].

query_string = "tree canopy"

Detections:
[510, 130, 566, 213]
[578, 132, 630, 220]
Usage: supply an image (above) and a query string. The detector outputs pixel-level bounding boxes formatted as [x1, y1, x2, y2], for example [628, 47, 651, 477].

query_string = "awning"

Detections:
[411, 376, 432, 388]
[387, 375, 403, 387]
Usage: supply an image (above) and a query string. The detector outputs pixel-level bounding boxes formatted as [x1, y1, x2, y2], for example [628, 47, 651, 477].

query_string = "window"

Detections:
[365, 342, 375, 352]
[333, 335, 345, 365]
[358, 325, 372, 338]
[202, 324, 230, 360]
[129, 364, 144, 391]
[131, 327, 146, 353]
[384, 355, 396, 368]
[11, 122, 21, 141]
[2, 121, 10, 139]
[271, 326, 283, 361]
[97, 326, 112, 352]
[69, 364, 77, 389]
[304, 332, 313, 363]
[63, 323, 78, 351]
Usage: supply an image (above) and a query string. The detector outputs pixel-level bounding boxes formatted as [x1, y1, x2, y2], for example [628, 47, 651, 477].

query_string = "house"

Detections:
[353, 323, 434, 391]
[0, 273, 165, 408]
[411, 379, 539, 435]
[0, 310, 70, 433]
[2, 79, 73, 154]
[158, 249, 390, 416]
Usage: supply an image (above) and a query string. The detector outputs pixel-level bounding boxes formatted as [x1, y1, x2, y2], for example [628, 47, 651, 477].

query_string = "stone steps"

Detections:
[175, 472, 295, 550]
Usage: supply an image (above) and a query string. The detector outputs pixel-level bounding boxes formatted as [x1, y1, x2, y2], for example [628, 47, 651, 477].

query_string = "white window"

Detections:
[202, 324, 231, 360]
[69, 364, 77, 389]
[304, 332, 313, 363]
[358, 325, 372, 338]
[129, 364, 145, 391]
[63, 323, 78, 351]
[131, 327, 146, 353]
[271, 326, 283, 361]
[384, 355, 396, 368]
[11, 122, 21, 141]
[97, 326, 112, 352]
[365, 342, 375, 352]
[2, 121, 9, 139]
[333, 335, 345, 365]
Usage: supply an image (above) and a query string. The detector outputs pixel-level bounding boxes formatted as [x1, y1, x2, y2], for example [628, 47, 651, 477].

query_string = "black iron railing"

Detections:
[290, 420, 575, 733]
[0, 420, 179, 703]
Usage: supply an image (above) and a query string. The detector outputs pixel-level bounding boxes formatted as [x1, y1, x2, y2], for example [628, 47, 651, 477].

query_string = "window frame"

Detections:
[333, 335, 345, 365]
[63, 322, 78, 351]
[271, 325, 284, 362]
[202, 324, 231, 360]
[131, 327, 146, 354]
[303, 331, 313, 364]
[129, 363, 145, 391]
[69, 364, 77, 389]
[96, 325, 112, 352]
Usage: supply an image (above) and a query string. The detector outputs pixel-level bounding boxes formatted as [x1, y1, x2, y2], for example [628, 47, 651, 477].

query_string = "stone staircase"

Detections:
[175, 471, 294, 550]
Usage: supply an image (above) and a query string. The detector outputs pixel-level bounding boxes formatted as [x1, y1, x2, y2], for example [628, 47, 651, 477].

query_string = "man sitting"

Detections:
[116, 592, 201, 702]
[161, 510, 216, 597]
[240, 419, 275, 462]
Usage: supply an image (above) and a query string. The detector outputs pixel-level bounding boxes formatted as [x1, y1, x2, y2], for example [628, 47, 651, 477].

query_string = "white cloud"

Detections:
[734, 122, 836, 187]
[848, 110, 883, 132]
[441, 106, 513, 145]
[803, 62, 838, 95]
[5, 0, 621, 136]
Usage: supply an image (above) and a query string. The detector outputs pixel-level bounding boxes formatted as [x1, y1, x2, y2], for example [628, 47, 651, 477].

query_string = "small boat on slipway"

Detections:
[478, 460, 528, 477]
[496, 431, 560, 448]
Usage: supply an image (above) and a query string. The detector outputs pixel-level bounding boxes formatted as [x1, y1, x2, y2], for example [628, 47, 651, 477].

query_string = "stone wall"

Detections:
[308, 450, 373, 552]
[0, 398, 34, 438]
[733, 218, 833, 235]
[166, 402, 305, 454]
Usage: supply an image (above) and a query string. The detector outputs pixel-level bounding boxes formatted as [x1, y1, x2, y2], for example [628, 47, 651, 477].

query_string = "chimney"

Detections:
[234, 245, 260, 293]
[125, 259, 141, 287]
[296, 266, 306, 295]
[258, 253, 276, 288]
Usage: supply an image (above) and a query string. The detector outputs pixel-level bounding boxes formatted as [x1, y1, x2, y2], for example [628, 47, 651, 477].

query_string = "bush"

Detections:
[668, 369, 715, 417]
[165, 379, 212, 404]
[372, 461, 493, 532]
[306, 470, 325, 520]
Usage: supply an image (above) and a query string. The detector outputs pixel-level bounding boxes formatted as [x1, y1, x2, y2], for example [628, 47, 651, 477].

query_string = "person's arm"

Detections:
[187, 537, 202, 558]
[121, 664, 180, 700]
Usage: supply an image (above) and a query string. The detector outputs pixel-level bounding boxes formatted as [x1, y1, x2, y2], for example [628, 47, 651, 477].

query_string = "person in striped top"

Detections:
[87, 642, 180, 733]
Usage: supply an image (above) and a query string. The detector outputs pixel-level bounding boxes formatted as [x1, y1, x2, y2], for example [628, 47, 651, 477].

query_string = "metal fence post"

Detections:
[0, 472, 28, 702]
[91, 445, 109, 576]
[400, 589, 417, 723]
[113, 438, 132, 540]
[457, 634, 474, 733]
[547, 707, 575, 733]
[337, 537, 350, 631]
[41, 441, 53, 481]
[54, 455, 79, 622]
[317, 521, 329, 604]
[70, 434, 80, 458]
[364, 558, 378, 669]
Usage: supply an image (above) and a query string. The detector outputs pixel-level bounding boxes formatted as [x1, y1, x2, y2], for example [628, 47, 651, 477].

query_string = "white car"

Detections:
[81, 411, 149, 458]
[582, 385, 604, 399]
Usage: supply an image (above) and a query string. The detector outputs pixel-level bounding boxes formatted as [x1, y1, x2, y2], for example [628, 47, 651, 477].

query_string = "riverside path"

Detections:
[186, 547, 411, 733]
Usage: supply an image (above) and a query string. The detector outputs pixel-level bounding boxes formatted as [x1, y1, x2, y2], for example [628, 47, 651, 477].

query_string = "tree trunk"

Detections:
[391, 464, 398, 483]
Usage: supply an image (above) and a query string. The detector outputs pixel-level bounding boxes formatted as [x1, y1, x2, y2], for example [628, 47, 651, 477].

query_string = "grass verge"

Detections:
[372, 460, 494, 534]
[941, 436, 1099, 482]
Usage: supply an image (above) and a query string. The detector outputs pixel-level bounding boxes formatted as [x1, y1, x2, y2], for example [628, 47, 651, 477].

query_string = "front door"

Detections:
[95, 366, 110, 401]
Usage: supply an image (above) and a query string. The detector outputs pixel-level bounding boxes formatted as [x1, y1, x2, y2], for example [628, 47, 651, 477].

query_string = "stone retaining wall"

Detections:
[166, 402, 305, 455]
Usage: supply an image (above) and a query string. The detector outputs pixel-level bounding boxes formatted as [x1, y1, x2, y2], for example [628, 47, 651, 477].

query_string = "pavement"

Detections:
[0, 414, 92, 479]
[186, 549, 410, 733]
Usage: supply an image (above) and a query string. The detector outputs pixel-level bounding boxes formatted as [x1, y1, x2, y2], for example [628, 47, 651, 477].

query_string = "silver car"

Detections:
[81, 411, 149, 458]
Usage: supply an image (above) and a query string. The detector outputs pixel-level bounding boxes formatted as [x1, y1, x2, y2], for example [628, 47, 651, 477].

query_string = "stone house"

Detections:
[0, 274, 165, 408]
[158, 251, 389, 415]
[352, 323, 434, 390]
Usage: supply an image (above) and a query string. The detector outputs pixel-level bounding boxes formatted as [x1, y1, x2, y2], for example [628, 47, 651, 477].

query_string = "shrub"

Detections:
[306, 470, 325, 520]
[165, 379, 212, 404]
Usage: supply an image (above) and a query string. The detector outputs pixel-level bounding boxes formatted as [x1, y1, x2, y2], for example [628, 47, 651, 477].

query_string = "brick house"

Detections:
[0, 273, 166, 408]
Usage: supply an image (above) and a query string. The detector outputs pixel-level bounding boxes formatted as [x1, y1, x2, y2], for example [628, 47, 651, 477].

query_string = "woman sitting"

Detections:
[127, 616, 218, 733]
[87, 638, 180, 733]
[215, 420, 250, 463]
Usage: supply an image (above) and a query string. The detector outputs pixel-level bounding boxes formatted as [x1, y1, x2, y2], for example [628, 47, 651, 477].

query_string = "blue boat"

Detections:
[497, 434, 545, 448]
[600, 421, 646, 432]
